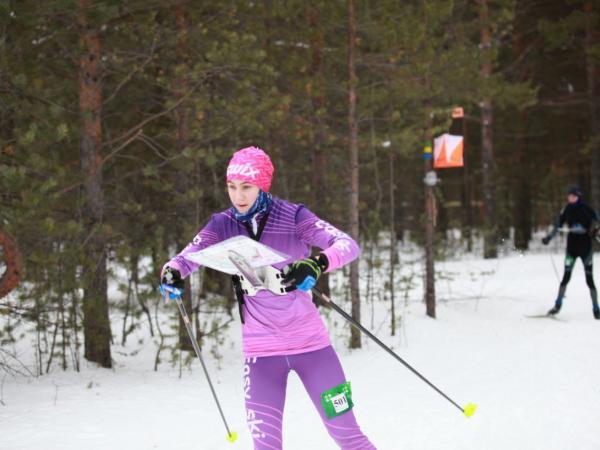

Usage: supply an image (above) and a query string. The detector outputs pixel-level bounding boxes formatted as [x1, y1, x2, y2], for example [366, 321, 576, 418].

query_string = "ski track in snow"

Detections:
[1, 252, 599, 450]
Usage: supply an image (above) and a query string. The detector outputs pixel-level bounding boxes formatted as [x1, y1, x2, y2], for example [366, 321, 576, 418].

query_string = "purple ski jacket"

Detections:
[165, 197, 360, 357]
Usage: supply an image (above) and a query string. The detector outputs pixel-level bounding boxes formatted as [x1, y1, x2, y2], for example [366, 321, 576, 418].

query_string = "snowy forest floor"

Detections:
[2, 246, 600, 450]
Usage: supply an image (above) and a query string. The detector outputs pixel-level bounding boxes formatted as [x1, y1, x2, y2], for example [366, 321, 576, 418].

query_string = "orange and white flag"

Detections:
[433, 134, 463, 169]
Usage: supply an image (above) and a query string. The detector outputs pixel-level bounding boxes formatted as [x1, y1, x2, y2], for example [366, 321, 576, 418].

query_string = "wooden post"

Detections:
[423, 140, 436, 318]
[387, 141, 396, 335]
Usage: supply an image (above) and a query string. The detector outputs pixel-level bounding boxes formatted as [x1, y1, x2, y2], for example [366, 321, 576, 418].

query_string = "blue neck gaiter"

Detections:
[232, 190, 273, 222]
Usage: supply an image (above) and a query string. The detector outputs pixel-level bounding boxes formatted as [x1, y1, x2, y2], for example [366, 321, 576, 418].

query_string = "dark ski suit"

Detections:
[544, 199, 600, 315]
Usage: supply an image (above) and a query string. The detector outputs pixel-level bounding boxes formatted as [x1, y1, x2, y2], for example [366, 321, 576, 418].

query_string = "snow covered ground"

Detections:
[2, 248, 600, 450]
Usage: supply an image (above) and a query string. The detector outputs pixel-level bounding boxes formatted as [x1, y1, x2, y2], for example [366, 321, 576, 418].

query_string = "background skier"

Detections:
[542, 186, 600, 319]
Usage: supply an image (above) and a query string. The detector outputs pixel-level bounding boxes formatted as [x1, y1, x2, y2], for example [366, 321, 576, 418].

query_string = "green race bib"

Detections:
[321, 381, 354, 419]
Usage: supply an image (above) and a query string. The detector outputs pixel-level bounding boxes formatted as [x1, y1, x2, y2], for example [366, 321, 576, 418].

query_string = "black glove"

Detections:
[542, 236, 551, 245]
[161, 266, 184, 291]
[282, 254, 328, 292]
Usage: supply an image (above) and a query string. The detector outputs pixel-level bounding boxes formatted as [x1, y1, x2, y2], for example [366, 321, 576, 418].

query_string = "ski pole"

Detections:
[161, 284, 238, 443]
[311, 287, 477, 418]
[549, 253, 560, 283]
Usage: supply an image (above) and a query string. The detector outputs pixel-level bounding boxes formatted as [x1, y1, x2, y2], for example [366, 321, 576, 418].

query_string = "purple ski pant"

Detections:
[243, 345, 377, 450]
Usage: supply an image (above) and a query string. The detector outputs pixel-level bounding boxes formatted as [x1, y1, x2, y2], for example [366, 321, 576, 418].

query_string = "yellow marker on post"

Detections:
[226, 432, 238, 443]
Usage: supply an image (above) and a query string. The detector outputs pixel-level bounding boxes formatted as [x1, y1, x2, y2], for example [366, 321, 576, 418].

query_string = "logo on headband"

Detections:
[227, 163, 260, 179]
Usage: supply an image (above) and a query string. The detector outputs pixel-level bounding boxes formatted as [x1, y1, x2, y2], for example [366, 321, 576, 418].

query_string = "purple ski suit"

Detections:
[166, 197, 377, 449]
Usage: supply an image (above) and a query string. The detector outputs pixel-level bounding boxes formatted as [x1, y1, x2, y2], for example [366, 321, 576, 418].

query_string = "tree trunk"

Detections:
[308, 5, 331, 299]
[514, 112, 532, 250]
[174, 5, 194, 352]
[347, 0, 361, 348]
[78, 0, 111, 368]
[308, 5, 328, 213]
[0, 230, 23, 299]
[512, 15, 532, 251]
[585, 2, 600, 210]
[479, 0, 498, 258]
[460, 118, 473, 251]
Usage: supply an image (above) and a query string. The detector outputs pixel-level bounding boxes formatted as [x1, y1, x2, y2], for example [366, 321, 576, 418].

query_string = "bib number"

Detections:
[321, 381, 354, 419]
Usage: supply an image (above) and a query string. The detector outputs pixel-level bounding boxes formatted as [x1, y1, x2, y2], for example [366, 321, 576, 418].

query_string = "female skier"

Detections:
[161, 146, 377, 449]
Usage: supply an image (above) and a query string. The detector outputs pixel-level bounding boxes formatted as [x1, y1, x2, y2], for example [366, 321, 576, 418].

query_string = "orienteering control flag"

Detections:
[433, 133, 464, 169]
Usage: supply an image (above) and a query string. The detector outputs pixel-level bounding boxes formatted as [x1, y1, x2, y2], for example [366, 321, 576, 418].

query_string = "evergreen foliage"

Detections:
[0, 0, 596, 372]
